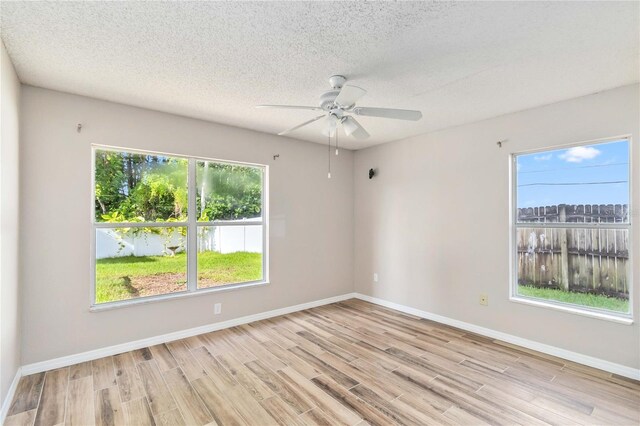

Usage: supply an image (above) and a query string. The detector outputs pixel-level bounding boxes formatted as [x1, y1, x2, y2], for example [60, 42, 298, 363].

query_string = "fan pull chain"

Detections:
[327, 133, 331, 179]
[335, 129, 339, 156]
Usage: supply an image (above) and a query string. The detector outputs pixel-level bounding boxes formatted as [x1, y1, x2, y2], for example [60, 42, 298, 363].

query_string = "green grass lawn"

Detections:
[197, 251, 262, 289]
[96, 252, 262, 304]
[518, 285, 629, 313]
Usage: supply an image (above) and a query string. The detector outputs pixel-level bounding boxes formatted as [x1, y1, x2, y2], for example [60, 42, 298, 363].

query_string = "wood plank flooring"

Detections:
[5, 299, 640, 425]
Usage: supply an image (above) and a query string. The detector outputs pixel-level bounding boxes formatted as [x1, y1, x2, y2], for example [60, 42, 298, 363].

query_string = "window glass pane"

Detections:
[94, 149, 188, 222]
[196, 161, 263, 221]
[95, 227, 187, 304]
[197, 225, 263, 289]
[516, 227, 629, 314]
[516, 139, 629, 223]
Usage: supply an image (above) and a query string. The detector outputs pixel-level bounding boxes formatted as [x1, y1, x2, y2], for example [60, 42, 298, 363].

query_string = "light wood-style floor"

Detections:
[5, 299, 640, 426]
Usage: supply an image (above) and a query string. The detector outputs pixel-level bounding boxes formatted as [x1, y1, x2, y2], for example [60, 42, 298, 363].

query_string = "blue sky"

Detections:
[517, 139, 629, 208]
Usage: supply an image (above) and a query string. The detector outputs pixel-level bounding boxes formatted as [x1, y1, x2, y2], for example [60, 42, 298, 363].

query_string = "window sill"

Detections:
[509, 296, 633, 325]
[90, 280, 269, 312]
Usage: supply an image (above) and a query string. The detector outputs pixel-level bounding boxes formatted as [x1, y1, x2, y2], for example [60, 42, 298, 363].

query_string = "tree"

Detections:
[197, 163, 262, 221]
[94, 151, 126, 217]
[95, 151, 262, 223]
[95, 151, 187, 222]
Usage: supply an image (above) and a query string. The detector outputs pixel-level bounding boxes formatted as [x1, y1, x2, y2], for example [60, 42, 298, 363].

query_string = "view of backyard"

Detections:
[93, 148, 264, 304]
[515, 139, 630, 315]
[518, 285, 629, 313]
[96, 251, 262, 303]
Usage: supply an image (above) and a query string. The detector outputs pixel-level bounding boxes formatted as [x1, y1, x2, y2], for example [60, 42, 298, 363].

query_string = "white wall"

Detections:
[20, 86, 354, 364]
[212, 226, 263, 254]
[0, 41, 21, 403]
[354, 84, 640, 369]
[96, 224, 262, 259]
[96, 229, 186, 259]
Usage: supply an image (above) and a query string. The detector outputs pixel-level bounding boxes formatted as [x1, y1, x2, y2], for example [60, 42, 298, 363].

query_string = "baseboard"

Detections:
[354, 293, 640, 381]
[20, 292, 357, 376]
[0, 367, 22, 425]
[16, 291, 639, 383]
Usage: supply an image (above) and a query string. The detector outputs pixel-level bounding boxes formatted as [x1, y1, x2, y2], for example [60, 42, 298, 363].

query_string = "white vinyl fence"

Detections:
[96, 225, 262, 259]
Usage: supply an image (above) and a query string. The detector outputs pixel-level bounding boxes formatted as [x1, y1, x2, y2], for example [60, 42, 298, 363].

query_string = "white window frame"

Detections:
[509, 135, 633, 324]
[90, 145, 269, 311]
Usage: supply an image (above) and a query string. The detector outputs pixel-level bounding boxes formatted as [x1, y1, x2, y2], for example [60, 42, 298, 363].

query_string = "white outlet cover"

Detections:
[214, 303, 222, 314]
[373, 273, 379, 282]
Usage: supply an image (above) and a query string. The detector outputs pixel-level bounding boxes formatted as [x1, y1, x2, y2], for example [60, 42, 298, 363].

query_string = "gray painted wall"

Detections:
[1, 40, 21, 403]
[19, 86, 354, 364]
[354, 84, 639, 369]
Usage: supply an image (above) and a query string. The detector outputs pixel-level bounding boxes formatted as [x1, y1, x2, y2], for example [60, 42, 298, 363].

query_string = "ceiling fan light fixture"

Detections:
[342, 116, 370, 139]
[342, 116, 358, 137]
[322, 114, 339, 137]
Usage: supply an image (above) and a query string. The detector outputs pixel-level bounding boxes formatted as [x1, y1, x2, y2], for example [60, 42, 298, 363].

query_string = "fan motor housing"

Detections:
[319, 90, 340, 111]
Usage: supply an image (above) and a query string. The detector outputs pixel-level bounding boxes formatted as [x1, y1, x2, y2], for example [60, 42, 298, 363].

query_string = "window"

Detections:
[512, 137, 631, 319]
[92, 147, 266, 307]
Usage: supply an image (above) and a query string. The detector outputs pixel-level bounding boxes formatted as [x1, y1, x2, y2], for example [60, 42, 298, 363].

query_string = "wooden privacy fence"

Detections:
[517, 204, 629, 298]
[517, 203, 628, 223]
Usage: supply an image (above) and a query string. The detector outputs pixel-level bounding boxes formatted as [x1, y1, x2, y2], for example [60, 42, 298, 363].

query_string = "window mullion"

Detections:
[94, 221, 188, 228]
[196, 220, 263, 227]
[187, 158, 198, 292]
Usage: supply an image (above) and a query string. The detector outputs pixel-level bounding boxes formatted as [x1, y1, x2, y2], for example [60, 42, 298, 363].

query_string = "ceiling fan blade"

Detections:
[321, 115, 338, 137]
[335, 85, 367, 108]
[342, 116, 370, 139]
[257, 105, 322, 111]
[352, 107, 422, 121]
[278, 114, 326, 135]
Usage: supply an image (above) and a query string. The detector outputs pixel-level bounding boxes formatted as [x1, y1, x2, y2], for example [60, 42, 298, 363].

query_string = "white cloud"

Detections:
[534, 153, 552, 161]
[558, 146, 601, 163]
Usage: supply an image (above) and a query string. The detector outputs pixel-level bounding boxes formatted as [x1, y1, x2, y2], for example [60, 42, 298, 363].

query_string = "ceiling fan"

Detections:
[257, 75, 422, 139]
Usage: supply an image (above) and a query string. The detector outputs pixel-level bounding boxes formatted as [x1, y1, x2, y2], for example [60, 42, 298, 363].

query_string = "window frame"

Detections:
[509, 135, 634, 324]
[90, 145, 269, 311]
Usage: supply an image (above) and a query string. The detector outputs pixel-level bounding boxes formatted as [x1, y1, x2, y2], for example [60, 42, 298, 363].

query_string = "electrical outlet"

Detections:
[214, 303, 222, 315]
[479, 294, 488, 306]
[373, 273, 379, 282]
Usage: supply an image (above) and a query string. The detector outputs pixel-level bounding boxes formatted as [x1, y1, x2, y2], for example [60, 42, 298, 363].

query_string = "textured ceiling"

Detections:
[1, 2, 638, 149]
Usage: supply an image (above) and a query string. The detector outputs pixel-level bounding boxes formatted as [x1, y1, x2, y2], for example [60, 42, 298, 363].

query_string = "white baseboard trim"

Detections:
[21, 292, 357, 376]
[14, 290, 639, 388]
[0, 367, 22, 425]
[354, 293, 640, 381]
